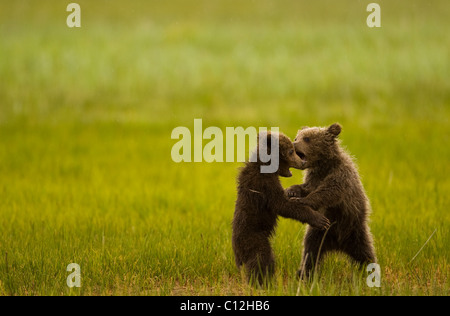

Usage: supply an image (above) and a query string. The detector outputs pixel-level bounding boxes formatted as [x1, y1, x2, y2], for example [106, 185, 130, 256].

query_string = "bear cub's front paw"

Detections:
[286, 185, 302, 198]
[310, 213, 331, 231]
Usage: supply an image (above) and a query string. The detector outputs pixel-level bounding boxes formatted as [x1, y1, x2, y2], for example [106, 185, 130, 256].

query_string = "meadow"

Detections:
[0, 0, 449, 295]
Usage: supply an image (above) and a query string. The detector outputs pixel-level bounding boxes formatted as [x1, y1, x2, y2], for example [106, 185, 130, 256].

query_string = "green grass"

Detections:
[0, 0, 449, 295]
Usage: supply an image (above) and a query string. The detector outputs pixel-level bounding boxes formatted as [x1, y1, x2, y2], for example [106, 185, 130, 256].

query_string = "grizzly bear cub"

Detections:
[286, 123, 376, 278]
[232, 131, 330, 285]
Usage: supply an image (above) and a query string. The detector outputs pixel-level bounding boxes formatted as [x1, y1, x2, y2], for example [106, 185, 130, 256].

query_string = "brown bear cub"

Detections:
[232, 131, 330, 286]
[286, 123, 376, 279]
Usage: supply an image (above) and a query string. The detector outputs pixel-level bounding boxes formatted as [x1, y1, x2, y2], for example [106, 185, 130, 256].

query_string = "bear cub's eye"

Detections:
[303, 136, 310, 143]
[289, 149, 294, 155]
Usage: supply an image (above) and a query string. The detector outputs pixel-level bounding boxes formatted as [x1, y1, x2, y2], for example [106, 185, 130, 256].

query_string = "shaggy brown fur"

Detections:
[232, 131, 330, 285]
[286, 123, 376, 278]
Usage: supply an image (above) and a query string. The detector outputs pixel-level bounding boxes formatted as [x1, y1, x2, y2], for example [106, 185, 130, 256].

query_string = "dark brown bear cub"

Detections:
[232, 131, 330, 286]
[286, 123, 376, 278]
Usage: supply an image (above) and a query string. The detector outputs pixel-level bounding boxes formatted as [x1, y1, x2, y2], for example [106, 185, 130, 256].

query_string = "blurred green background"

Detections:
[0, 0, 449, 295]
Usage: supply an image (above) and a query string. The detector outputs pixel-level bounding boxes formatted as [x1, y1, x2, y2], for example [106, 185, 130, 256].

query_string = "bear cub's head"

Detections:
[293, 123, 342, 170]
[256, 131, 304, 177]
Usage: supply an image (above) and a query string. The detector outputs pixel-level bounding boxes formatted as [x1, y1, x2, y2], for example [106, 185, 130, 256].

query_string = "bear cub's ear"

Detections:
[257, 131, 272, 148]
[327, 123, 342, 138]
[257, 131, 279, 154]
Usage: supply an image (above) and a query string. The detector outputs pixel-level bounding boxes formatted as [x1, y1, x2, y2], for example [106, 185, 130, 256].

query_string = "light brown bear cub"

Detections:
[286, 123, 376, 278]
